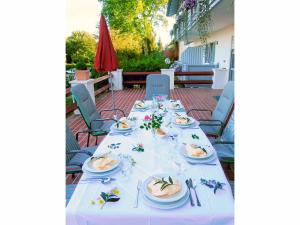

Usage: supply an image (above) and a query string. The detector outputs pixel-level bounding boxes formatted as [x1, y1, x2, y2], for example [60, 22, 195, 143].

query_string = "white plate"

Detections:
[141, 173, 188, 204]
[180, 143, 213, 160]
[82, 162, 122, 177]
[141, 191, 189, 210]
[134, 101, 149, 110]
[168, 103, 184, 111]
[173, 117, 195, 127]
[83, 154, 120, 173]
[112, 122, 132, 132]
[180, 149, 217, 164]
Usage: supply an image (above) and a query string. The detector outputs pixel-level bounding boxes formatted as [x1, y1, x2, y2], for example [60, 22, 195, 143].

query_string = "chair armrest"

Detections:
[199, 119, 223, 127]
[67, 162, 83, 168]
[213, 141, 234, 145]
[75, 129, 91, 141]
[67, 150, 93, 156]
[91, 118, 117, 128]
[220, 157, 234, 164]
[99, 108, 126, 117]
[92, 118, 117, 122]
[187, 108, 212, 116]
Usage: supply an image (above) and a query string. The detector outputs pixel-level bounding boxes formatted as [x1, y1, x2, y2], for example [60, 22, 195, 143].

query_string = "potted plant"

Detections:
[75, 60, 90, 80]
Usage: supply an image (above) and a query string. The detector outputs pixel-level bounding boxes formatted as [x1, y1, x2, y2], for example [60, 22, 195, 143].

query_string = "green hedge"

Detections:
[66, 63, 76, 70]
[117, 50, 169, 72]
[66, 63, 92, 70]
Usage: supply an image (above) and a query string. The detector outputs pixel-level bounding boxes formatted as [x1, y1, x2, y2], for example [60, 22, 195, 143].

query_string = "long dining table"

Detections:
[66, 100, 234, 225]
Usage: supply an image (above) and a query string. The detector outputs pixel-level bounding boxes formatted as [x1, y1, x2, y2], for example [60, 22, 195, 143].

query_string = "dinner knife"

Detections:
[185, 179, 195, 207]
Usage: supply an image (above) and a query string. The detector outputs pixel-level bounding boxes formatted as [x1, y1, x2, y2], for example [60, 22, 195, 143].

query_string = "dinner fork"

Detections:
[189, 178, 201, 207]
[133, 180, 142, 208]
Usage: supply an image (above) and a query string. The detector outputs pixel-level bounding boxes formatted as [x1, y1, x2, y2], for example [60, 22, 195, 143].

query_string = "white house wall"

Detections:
[178, 24, 234, 70]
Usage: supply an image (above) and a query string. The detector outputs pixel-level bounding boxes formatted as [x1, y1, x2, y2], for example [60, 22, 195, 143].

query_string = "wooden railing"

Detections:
[123, 72, 160, 86]
[175, 71, 213, 85]
[122, 71, 214, 86]
[66, 74, 110, 115]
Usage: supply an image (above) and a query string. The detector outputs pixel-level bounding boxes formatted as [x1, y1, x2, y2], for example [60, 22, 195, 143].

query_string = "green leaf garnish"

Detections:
[153, 176, 174, 191]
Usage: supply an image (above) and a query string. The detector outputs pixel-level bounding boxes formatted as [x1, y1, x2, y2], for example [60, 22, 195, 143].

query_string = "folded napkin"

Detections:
[92, 157, 117, 170]
[147, 180, 181, 198]
[186, 144, 207, 157]
[155, 128, 167, 136]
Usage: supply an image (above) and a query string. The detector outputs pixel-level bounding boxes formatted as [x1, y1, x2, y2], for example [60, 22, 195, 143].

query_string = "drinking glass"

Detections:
[172, 155, 187, 178]
[120, 154, 132, 180]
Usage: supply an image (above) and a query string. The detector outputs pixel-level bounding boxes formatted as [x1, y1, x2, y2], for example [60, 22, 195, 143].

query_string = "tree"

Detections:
[66, 31, 97, 63]
[110, 29, 143, 53]
[99, 0, 168, 55]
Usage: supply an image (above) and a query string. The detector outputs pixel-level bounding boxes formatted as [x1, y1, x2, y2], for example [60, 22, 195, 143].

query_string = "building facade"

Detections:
[167, 0, 234, 82]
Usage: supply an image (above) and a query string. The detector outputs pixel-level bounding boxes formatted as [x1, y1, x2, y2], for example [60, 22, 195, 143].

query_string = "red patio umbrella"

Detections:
[94, 14, 119, 118]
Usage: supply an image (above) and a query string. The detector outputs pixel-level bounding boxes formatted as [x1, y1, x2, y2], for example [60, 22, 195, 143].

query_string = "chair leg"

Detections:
[87, 133, 90, 147]
[71, 173, 75, 179]
[95, 136, 98, 145]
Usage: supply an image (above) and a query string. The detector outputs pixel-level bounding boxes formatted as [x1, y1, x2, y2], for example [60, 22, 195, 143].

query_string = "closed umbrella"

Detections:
[94, 14, 119, 119]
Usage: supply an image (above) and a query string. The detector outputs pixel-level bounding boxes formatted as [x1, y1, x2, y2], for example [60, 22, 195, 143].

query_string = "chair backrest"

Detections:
[66, 124, 81, 163]
[71, 84, 101, 129]
[220, 110, 234, 142]
[211, 81, 234, 124]
[145, 74, 170, 100]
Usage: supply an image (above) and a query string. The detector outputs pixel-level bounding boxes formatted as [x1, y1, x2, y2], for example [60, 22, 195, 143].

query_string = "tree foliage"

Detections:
[110, 29, 143, 53]
[99, 0, 168, 55]
[66, 31, 97, 63]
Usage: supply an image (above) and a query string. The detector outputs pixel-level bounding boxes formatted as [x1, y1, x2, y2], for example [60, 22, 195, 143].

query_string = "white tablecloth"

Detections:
[66, 101, 234, 225]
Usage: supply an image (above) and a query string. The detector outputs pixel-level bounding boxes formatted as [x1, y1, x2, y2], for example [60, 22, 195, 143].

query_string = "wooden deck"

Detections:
[66, 87, 234, 185]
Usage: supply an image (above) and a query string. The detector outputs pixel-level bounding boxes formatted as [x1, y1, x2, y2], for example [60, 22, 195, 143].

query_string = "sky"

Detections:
[66, 0, 175, 47]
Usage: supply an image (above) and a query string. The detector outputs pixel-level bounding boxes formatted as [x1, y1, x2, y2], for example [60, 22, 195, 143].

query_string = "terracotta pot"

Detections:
[75, 70, 90, 80]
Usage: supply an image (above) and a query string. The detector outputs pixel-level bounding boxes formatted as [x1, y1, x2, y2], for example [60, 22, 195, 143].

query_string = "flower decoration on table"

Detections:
[90, 187, 120, 209]
[200, 178, 226, 194]
[132, 143, 144, 152]
[144, 115, 152, 121]
[191, 134, 199, 139]
[154, 95, 164, 102]
[140, 114, 163, 130]
[108, 143, 121, 150]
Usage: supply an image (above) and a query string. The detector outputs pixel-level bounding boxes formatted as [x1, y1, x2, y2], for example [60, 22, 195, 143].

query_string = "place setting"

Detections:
[109, 117, 138, 136]
[179, 141, 217, 166]
[132, 100, 150, 112]
[81, 151, 123, 179]
[172, 115, 200, 129]
[168, 100, 185, 112]
[135, 173, 190, 210]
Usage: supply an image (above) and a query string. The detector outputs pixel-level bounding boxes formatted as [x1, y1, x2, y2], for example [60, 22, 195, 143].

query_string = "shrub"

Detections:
[117, 50, 169, 72]
[90, 68, 107, 79]
[66, 63, 76, 70]
[75, 61, 87, 70]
